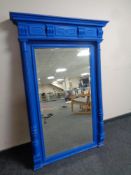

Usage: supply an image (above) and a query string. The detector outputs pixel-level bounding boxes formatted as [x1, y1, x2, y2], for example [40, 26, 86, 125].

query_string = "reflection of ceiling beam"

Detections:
[50, 84, 64, 91]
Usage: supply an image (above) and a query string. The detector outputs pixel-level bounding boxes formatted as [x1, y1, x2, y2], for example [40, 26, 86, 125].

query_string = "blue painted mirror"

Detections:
[10, 12, 108, 170]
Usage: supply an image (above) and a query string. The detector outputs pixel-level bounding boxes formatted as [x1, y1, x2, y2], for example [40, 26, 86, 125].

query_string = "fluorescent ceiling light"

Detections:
[81, 73, 90, 76]
[77, 49, 90, 57]
[47, 76, 55, 80]
[57, 79, 64, 82]
[38, 78, 41, 81]
[56, 68, 67, 73]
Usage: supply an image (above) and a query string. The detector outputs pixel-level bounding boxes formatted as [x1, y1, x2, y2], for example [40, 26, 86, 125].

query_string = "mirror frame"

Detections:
[10, 12, 108, 170]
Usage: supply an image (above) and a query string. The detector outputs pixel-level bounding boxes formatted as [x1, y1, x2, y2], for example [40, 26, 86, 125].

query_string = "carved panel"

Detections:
[18, 24, 104, 40]
[97, 27, 103, 38]
[78, 27, 97, 38]
[29, 24, 46, 36]
[46, 24, 77, 38]
[18, 25, 28, 36]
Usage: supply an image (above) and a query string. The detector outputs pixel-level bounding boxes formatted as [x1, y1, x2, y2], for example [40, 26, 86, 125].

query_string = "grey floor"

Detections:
[42, 99, 92, 156]
[0, 114, 131, 175]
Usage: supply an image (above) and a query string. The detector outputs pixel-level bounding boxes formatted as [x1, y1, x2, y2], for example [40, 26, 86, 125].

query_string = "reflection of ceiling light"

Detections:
[56, 68, 67, 73]
[47, 76, 55, 80]
[77, 49, 90, 57]
[81, 73, 90, 76]
[38, 78, 40, 81]
[57, 79, 64, 82]
[50, 48, 59, 51]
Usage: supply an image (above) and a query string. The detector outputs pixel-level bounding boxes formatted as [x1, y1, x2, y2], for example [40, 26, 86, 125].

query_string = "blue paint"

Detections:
[31, 43, 98, 165]
[44, 142, 97, 166]
[10, 12, 108, 170]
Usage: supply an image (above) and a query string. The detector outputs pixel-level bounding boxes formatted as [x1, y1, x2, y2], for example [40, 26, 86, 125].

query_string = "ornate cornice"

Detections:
[10, 12, 108, 41]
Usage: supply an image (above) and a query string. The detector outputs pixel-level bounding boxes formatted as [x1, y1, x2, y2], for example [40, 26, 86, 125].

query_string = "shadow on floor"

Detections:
[0, 143, 33, 172]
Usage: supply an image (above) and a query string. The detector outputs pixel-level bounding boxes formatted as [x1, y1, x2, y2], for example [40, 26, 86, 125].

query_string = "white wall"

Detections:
[0, 0, 131, 150]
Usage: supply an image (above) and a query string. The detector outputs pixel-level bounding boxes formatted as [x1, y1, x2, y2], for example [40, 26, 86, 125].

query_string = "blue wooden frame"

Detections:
[10, 12, 108, 170]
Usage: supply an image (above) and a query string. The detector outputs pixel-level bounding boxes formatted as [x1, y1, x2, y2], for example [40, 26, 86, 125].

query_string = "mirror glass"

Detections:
[35, 48, 93, 156]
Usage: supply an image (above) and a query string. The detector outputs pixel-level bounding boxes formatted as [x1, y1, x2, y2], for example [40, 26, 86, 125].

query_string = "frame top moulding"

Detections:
[10, 12, 108, 41]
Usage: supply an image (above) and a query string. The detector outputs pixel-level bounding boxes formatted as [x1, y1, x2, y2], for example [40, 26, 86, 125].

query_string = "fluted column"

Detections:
[96, 41, 104, 146]
[20, 40, 44, 170]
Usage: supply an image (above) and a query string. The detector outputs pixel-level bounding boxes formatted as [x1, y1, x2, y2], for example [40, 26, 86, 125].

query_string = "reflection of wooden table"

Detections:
[71, 96, 91, 114]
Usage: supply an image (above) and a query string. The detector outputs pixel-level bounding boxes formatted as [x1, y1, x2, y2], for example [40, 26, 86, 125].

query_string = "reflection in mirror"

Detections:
[35, 48, 93, 156]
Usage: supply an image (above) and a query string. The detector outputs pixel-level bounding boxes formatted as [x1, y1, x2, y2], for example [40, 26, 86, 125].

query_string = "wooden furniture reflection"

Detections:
[71, 90, 91, 114]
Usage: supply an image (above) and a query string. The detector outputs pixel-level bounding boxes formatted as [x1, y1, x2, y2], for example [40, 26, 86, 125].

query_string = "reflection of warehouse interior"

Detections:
[39, 76, 91, 112]
[35, 48, 93, 156]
